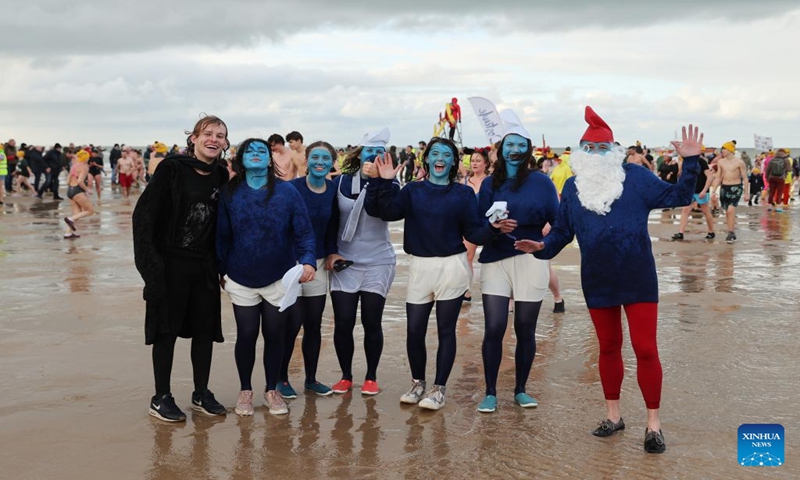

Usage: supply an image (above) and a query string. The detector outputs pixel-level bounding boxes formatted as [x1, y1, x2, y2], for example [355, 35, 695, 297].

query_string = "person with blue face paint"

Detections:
[276, 141, 341, 399]
[475, 119, 560, 414]
[217, 138, 317, 417]
[365, 137, 493, 411]
[516, 107, 704, 454]
[325, 127, 396, 397]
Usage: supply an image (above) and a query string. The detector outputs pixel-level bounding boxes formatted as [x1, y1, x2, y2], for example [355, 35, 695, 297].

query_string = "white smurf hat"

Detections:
[358, 126, 391, 147]
[499, 109, 531, 140]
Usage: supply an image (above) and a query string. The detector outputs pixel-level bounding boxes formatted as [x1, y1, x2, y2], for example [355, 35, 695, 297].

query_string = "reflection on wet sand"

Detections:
[2, 190, 800, 479]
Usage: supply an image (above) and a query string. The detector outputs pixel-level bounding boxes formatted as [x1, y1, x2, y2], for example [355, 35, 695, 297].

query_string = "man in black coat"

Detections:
[28, 146, 46, 192]
[37, 143, 64, 200]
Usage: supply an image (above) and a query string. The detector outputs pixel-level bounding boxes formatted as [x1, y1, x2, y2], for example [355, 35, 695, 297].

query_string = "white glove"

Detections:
[485, 201, 508, 223]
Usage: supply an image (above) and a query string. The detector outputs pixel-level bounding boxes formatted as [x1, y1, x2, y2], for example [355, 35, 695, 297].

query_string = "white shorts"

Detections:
[480, 254, 549, 302]
[407, 252, 471, 304]
[330, 263, 396, 298]
[223, 275, 285, 308]
[300, 258, 328, 298]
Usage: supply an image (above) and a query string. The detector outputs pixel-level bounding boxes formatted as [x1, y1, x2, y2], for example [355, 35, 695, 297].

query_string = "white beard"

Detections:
[569, 146, 626, 215]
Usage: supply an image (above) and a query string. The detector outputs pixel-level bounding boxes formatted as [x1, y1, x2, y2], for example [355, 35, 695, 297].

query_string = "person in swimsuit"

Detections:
[63, 149, 94, 239]
[461, 147, 490, 301]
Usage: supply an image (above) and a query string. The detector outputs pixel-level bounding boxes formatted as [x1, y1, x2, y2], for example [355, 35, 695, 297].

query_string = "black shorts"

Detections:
[720, 184, 744, 210]
[89, 166, 102, 177]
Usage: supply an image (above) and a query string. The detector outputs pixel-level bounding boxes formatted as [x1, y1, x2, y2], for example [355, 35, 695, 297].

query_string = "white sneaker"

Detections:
[399, 379, 426, 404]
[418, 385, 446, 411]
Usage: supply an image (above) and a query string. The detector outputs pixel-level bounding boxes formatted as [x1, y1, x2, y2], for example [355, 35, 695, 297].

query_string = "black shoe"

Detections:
[705, 232, 715, 240]
[553, 300, 565, 313]
[671, 232, 684, 241]
[644, 428, 666, 453]
[191, 389, 227, 416]
[53, 196, 64, 200]
[592, 418, 625, 437]
[725, 232, 736, 244]
[149, 393, 186, 423]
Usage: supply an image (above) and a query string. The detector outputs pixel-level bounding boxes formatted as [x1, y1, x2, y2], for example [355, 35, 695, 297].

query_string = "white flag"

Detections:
[754, 134, 773, 152]
[468, 97, 504, 144]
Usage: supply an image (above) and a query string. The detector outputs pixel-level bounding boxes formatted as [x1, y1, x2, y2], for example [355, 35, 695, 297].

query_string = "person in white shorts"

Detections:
[217, 138, 317, 417]
[474, 114, 560, 413]
[365, 137, 494, 411]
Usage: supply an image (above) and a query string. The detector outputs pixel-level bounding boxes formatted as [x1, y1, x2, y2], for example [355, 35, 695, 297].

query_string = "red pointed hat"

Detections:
[581, 106, 614, 143]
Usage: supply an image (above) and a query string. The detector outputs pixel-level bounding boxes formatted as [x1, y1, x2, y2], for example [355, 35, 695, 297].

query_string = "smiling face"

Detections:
[426, 142, 456, 184]
[191, 122, 228, 162]
[307, 146, 334, 179]
[359, 145, 386, 165]
[501, 134, 529, 167]
[242, 141, 270, 170]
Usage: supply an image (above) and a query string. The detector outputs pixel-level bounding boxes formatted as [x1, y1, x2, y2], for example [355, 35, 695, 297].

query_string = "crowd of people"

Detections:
[3, 111, 796, 456]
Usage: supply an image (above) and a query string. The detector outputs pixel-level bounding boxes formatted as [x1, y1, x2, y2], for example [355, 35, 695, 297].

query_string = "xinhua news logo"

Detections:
[738, 424, 784, 467]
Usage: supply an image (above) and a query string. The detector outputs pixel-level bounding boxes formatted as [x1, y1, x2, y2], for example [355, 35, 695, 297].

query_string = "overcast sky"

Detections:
[2, 1, 799, 149]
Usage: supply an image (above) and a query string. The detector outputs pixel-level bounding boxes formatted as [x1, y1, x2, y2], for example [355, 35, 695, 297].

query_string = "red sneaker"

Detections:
[332, 379, 353, 394]
[361, 380, 380, 396]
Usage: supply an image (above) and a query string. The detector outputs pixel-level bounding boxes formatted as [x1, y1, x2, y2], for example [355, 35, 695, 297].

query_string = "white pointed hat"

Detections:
[358, 127, 391, 147]
[499, 109, 531, 140]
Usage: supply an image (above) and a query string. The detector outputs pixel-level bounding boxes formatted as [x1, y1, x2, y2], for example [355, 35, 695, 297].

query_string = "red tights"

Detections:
[588, 302, 661, 409]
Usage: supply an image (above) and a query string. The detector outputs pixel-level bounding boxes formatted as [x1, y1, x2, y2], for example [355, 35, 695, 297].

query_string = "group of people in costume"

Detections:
[133, 108, 707, 454]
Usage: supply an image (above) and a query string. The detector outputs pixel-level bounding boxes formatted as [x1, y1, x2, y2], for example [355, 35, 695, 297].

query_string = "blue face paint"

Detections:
[501, 134, 529, 178]
[359, 146, 386, 166]
[426, 142, 456, 185]
[243, 141, 270, 190]
[580, 141, 613, 155]
[307, 147, 333, 190]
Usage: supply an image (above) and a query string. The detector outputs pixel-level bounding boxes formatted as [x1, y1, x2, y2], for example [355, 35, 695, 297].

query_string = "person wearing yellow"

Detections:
[0, 144, 7, 204]
[550, 153, 574, 198]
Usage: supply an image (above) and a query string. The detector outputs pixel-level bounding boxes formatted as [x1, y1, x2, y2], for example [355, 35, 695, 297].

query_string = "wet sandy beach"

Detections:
[1, 184, 798, 479]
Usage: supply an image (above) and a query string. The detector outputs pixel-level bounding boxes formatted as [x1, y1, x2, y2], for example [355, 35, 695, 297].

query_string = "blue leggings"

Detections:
[481, 295, 542, 396]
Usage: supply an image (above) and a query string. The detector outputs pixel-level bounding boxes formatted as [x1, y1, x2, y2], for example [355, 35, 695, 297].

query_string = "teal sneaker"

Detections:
[304, 381, 333, 396]
[477, 395, 497, 413]
[277, 381, 298, 399]
[514, 392, 538, 408]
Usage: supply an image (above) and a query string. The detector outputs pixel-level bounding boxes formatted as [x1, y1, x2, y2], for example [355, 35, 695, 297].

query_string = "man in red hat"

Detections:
[515, 106, 704, 454]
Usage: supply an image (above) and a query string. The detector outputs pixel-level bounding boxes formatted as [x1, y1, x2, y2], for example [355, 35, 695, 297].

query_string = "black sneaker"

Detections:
[705, 232, 715, 240]
[725, 232, 736, 244]
[671, 232, 684, 241]
[553, 300, 565, 313]
[191, 389, 227, 416]
[592, 418, 625, 437]
[644, 428, 667, 453]
[149, 393, 186, 423]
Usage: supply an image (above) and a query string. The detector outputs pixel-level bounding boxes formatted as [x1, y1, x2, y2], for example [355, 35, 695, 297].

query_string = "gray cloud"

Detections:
[6, 0, 798, 57]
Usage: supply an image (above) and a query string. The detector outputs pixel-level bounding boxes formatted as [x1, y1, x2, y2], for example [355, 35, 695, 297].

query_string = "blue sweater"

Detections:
[289, 178, 339, 260]
[535, 156, 700, 308]
[365, 179, 493, 257]
[217, 180, 317, 289]
[477, 172, 560, 263]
